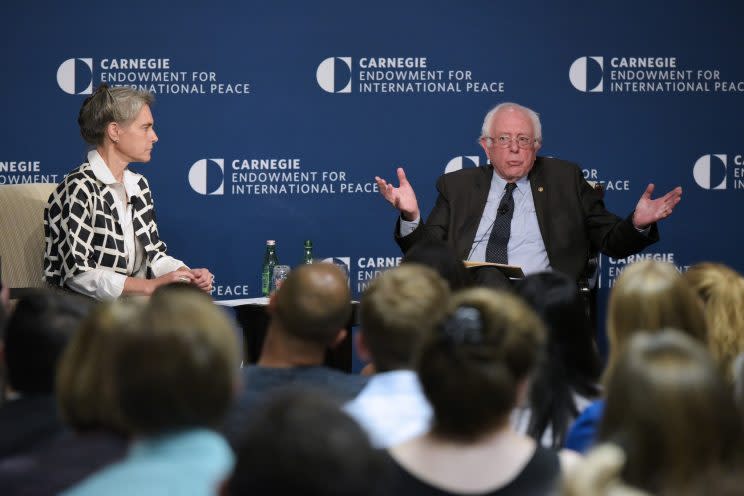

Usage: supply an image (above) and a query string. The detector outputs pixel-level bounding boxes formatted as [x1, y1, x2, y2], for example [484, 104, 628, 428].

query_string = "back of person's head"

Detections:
[598, 329, 742, 494]
[359, 264, 450, 372]
[56, 300, 142, 434]
[515, 271, 601, 446]
[229, 389, 386, 496]
[273, 263, 351, 346]
[5, 289, 88, 394]
[606, 260, 706, 374]
[113, 285, 240, 435]
[683, 262, 744, 382]
[734, 354, 744, 412]
[402, 239, 473, 290]
[0, 282, 8, 335]
[417, 288, 545, 441]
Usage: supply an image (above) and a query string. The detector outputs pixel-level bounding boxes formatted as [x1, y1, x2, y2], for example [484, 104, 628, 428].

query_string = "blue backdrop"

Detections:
[2, 1, 743, 362]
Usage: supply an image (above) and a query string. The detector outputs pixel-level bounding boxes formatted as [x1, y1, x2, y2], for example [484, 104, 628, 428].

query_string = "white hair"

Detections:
[480, 102, 542, 144]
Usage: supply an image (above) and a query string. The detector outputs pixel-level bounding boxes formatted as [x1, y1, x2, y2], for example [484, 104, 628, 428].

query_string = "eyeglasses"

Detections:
[482, 134, 536, 149]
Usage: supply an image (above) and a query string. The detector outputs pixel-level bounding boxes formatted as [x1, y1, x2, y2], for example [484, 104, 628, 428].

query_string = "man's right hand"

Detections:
[375, 167, 420, 221]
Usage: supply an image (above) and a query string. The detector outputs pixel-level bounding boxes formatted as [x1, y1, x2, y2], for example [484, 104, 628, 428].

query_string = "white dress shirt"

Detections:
[344, 370, 432, 448]
[400, 172, 551, 275]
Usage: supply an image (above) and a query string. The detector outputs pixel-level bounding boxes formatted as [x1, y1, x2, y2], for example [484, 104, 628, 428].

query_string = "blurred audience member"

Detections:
[0, 279, 9, 408]
[0, 279, 8, 324]
[0, 301, 138, 494]
[0, 290, 88, 458]
[683, 262, 744, 382]
[734, 353, 744, 411]
[513, 271, 601, 448]
[402, 238, 473, 290]
[345, 264, 450, 447]
[562, 443, 651, 496]
[224, 263, 366, 444]
[604, 260, 706, 375]
[384, 288, 579, 495]
[596, 330, 743, 495]
[230, 390, 387, 496]
[565, 260, 706, 453]
[63, 285, 240, 496]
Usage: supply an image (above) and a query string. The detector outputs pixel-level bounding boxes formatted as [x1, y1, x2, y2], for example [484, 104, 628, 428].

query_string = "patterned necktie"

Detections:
[485, 182, 517, 264]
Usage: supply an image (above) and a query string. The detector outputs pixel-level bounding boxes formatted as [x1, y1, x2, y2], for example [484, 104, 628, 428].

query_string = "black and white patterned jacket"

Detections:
[43, 161, 169, 287]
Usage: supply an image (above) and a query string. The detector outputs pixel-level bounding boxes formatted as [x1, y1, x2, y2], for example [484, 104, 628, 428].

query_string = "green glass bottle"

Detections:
[303, 240, 313, 265]
[261, 240, 278, 297]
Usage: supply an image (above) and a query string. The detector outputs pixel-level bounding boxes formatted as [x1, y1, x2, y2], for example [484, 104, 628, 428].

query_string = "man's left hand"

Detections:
[632, 183, 682, 229]
[190, 268, 214, 293]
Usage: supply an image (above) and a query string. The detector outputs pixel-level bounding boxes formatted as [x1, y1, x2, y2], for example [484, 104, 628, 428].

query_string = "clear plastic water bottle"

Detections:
[261, 240, 278, 297]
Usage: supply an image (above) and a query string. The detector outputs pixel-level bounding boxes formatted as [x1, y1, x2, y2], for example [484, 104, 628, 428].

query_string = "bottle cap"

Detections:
[266, 240, 276, 246]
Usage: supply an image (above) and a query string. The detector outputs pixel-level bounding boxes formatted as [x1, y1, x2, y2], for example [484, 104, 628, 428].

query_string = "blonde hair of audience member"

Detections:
[114, 286, 240, 434]
[562, 443, 651, 496]
[389, 289, 579, 494]
[261, 263, 351, 366]
[683, 262, 744, 382]
[56, 300, 142, 434]
[565, 444, 744, 496]
[358, 264, 450, 372]
[605, 260, 706, 377]
[598, 330, 743, 494]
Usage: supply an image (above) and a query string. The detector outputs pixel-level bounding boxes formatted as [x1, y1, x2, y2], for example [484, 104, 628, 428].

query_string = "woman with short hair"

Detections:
[44, 84, 212, 300]
[0, 299, 135, 494]
[63, 285, 241, 495]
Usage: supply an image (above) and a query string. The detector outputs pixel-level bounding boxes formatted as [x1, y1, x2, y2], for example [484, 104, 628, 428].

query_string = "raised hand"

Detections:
[632, 183, 682, 228]
[375, 167, 420, 221]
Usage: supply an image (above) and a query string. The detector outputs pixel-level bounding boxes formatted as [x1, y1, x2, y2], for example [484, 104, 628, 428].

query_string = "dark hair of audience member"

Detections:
[359, 264, 450, 371]
[683, 262, 744, 382]
[4, 289, 88, 394]
[605, 260, 706, 378]
[273, 263, 351, 346]
[0, 286, 8, 337]
[417, 288, 545, 441]
[598, 329, 744, 494]
[229, 389, 387, 496]
[113, 285, 240, 435]
[402, 238, 473, 290]
[56, 300, 142, 434]
[515, 271, 601, 447]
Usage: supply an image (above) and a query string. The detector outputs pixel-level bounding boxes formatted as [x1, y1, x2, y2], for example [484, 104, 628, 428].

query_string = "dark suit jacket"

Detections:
[395, 157, 658, 281]
[0, 431, 127, 495]
[222, 365, 368, 447]
[0, 395, 63, 459]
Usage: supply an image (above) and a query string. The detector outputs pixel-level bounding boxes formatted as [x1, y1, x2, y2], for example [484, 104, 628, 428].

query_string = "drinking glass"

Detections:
[272, 265, 291, 292]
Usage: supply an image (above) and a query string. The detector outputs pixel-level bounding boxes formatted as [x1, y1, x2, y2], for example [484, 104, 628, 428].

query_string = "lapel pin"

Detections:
[538, 186, 544, 192]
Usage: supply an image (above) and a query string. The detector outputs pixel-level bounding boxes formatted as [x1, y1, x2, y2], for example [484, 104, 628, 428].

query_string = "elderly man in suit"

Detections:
[376, 102, 682, 283]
